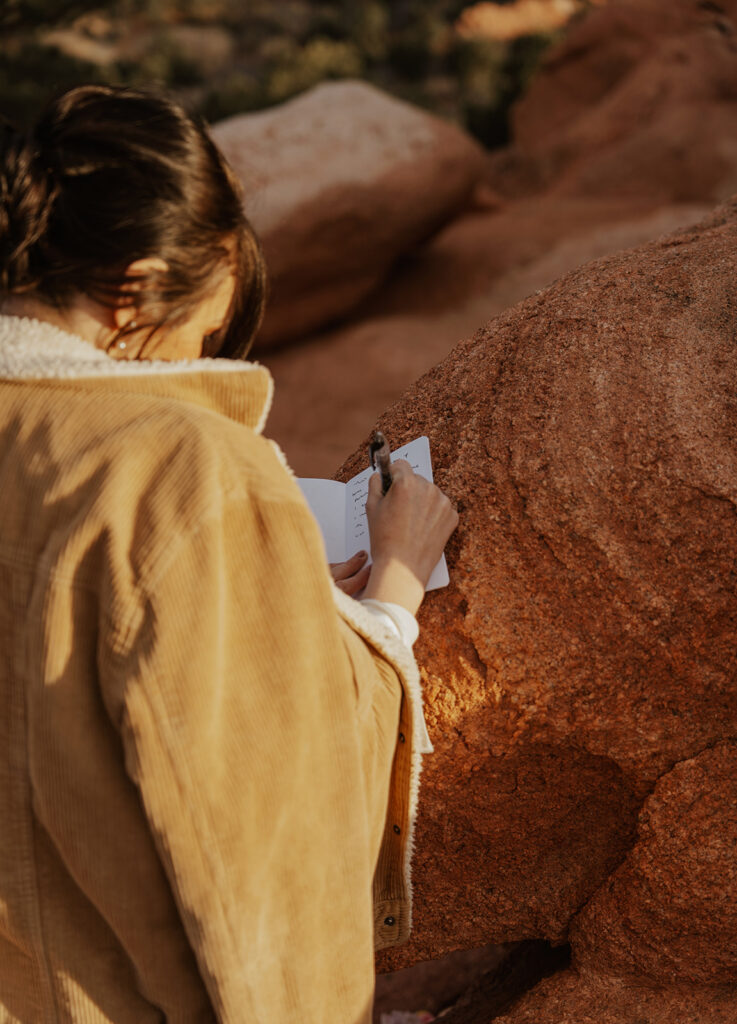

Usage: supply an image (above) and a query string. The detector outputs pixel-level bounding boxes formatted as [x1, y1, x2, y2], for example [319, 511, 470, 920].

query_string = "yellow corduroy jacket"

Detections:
[0, 314, 428, 1024]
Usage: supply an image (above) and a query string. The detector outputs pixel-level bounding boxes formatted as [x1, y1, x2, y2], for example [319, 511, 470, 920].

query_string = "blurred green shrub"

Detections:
[387, 5, 449, 81]
[0, 0, 152, 30]
[120, 34, 204, 88]
[0, 41, 115, 127]
[266, 37, 364, 103]
[348, 1, 389, 64]
[171, 0, 230, 21]
[454, 35, 511, 147]
[1, 0, 561, 148]
[1, 0, 104, 30]
[201, 73, 265, 123]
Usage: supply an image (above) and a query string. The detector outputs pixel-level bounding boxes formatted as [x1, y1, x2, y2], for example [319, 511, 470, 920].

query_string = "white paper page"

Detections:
[296, 478, 348, 564]
[346, 436, 450, 591]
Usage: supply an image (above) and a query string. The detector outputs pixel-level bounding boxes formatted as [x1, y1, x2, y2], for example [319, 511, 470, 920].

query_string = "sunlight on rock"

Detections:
[456, 0, 581, 41]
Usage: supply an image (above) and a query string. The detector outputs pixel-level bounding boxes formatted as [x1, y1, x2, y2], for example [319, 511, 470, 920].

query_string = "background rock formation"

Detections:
[265, 0, 737, 477]
[497, 0, 737, 204]
[337, 200, 737, 1017]
[212, 81, 485, 348]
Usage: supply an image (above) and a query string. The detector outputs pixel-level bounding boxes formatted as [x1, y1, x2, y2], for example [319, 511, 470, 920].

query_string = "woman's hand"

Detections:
[362, 460, 459, 616]
[330, 550, 371, 596]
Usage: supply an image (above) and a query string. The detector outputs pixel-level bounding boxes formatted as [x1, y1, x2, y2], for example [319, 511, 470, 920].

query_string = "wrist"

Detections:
[363, 556, 425, 616]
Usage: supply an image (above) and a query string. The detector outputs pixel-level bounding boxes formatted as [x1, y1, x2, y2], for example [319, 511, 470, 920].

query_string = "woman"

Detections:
[0, 85, 457, 1023]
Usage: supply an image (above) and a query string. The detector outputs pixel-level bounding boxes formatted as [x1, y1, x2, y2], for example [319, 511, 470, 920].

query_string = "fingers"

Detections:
[366, 471, 384, 515]
[334, 561, 371, 596]
[363, 448, 459, 598]
[367, 459, 414, 510]
[331, 549, 372, 596]
[369, 461, 413, 490]
[330, 550, 368, 582]
[368, 472, 384, 497]
[389, 459, 413, 479]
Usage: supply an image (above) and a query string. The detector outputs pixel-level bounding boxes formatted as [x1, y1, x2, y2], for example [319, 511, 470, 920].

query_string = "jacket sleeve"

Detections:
[102, 479, 403, 1024]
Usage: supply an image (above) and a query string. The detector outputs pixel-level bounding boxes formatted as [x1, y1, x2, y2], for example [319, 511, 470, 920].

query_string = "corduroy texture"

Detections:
[0, 315, 423, 1023]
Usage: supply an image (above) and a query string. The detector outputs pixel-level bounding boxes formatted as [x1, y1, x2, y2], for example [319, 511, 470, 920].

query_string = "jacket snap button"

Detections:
[384, 916, 396, 927]
[398, 732, 406, 743]
[393, 824, 401, 834]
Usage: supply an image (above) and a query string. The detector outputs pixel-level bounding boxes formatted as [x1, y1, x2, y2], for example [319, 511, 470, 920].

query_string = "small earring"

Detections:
[117, 320, 136, 350]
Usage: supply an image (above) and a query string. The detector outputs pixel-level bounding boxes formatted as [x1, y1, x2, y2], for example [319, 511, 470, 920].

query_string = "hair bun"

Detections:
[0, 121, 59, 295]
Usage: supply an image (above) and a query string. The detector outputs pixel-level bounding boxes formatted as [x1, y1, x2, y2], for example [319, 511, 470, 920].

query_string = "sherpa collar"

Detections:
[0, 314, 274, 434]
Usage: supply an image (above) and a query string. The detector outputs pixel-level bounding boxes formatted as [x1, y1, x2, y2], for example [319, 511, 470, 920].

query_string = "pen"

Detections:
[369, 430, 393, 495]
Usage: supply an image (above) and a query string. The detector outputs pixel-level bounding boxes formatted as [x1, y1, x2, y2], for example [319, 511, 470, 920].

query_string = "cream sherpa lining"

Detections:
[332, 585, 426, 932]
[0, 310, 428, 928]
[0, 314, 274, 434]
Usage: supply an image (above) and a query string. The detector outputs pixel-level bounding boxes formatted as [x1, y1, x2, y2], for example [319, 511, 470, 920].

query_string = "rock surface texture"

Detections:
[337, 201, 737, 1017]
[212, 81, 485, 348]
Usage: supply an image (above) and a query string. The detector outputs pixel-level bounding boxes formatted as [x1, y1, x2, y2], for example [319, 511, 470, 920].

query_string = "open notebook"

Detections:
[297, 435, 450, 592]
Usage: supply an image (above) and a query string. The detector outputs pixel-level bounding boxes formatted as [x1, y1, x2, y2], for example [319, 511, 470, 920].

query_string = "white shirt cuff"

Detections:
[360, 599, 419, 648]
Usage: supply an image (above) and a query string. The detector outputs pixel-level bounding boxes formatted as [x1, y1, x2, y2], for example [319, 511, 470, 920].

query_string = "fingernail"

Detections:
[357, 550, 368, 559]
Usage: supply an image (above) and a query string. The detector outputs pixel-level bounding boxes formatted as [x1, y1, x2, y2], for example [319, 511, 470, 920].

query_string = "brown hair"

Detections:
[0, 85, 267, 358]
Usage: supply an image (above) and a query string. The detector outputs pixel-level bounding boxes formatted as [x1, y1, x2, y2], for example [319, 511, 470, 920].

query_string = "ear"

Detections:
[112, 257, 169, 331]
[125, 256, 168, 279]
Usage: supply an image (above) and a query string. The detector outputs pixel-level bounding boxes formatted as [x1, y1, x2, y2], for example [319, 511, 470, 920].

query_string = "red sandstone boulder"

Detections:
[492, 0, 737, 204]
[266, 200, 709, 477]
[572, 743, 737, 986]
[211, 81, 486, 348]
[461, 744, 737, 1022]
[335, 199, 737, 1006]
[491, 966, 737, 1024]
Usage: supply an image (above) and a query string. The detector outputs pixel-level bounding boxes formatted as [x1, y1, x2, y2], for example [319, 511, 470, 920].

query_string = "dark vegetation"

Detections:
[1, 1, 561, 146]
